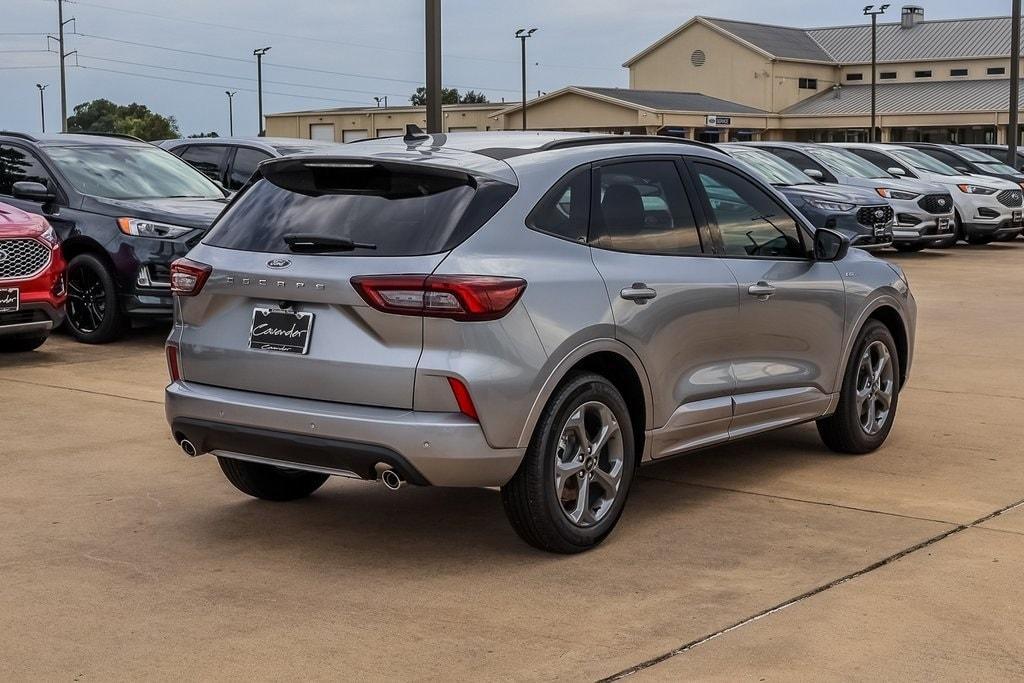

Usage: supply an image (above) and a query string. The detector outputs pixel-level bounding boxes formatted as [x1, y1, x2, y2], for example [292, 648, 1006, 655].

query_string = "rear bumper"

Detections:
[165, 381, 525, 487]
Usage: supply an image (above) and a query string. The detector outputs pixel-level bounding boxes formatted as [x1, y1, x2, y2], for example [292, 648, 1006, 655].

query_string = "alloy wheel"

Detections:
[66, 262, 107, 334]
[856, 340, 895, 436]
[553, 401, 625, 527]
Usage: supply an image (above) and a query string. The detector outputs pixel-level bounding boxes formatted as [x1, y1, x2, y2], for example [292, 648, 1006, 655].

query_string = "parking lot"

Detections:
[1, 241, 1022, 680]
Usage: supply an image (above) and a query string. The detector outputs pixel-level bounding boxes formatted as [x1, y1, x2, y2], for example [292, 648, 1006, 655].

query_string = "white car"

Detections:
[834, 143, 1024, 245]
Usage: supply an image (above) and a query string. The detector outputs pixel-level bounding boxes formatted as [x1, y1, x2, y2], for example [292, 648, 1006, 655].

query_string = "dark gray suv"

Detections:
[166, 131, 917, 553]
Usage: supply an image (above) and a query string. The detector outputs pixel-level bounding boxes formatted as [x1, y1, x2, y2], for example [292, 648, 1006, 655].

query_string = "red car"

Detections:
[0, 202, 66, 352]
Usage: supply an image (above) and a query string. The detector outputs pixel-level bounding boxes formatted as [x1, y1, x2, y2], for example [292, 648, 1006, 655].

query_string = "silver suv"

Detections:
[165, 131, 916, 553]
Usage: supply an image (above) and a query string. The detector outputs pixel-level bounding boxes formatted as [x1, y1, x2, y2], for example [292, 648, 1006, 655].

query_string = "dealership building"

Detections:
[267, 5, 1024, 145]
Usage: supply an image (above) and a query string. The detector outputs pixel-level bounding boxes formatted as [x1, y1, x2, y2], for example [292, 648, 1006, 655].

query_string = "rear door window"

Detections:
[227, 147, 272, 190]
[591, 160, 702, 256]
[180, 145, 229, 181]
[206, 161, 515, 257]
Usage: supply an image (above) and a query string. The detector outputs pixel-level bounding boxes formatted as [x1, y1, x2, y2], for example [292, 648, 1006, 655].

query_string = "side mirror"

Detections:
[12, 181, 56, 203]
[888, 167, 907, 176]
[804, 168, 824, 180]
[814, 227, 850, 262]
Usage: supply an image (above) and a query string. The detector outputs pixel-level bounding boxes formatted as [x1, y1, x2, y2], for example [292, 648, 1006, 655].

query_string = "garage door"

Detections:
[342, 129, 369, 143]
[376, 128, 403, 138]
[309, 124, 335, 141]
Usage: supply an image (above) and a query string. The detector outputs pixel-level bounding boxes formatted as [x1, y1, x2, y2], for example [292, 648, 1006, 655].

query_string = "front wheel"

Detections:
[0, 334, 48, 353]
[501, 372, 636, 554]
[218, 457, 329, 501]
[65, 253, 125, 344]
[966, 234, 995, 245]
[893, 243, 926, 253]
[817, 320, 900, 454]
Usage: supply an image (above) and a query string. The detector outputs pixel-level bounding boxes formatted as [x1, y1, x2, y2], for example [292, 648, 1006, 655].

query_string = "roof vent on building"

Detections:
[691, 49, 707, 67]
[901, 5, 924, 29]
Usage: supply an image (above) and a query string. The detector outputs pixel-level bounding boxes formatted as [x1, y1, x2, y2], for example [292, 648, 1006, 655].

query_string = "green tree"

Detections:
[188, 131, 220, 138]
[67, 99, 180, 141]
[409, 88, 489, 106]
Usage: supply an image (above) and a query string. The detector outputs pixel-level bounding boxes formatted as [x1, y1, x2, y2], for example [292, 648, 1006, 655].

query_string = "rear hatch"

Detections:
[176, 154, 515, 409]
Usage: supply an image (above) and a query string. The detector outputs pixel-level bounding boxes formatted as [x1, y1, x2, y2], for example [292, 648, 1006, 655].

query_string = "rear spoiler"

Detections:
[258, 156, 479, 198]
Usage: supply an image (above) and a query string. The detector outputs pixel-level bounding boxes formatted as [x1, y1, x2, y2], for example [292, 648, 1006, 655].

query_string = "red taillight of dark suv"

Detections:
[0, 202, 66, 353]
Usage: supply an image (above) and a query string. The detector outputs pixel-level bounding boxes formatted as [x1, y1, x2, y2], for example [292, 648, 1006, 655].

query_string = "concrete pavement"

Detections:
[1, 242, 1022, 680]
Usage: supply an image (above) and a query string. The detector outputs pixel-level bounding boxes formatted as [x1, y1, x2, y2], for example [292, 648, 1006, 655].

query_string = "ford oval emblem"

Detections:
[874, 209, 885, 219]
[267, 258, 291, 269]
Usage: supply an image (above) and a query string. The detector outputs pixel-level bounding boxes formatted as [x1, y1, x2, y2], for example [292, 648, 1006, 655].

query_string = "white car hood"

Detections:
[915, 171, 1020, 191]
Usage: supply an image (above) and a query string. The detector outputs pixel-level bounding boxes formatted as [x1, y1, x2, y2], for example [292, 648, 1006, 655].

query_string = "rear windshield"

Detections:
[205, 162, 515, 256]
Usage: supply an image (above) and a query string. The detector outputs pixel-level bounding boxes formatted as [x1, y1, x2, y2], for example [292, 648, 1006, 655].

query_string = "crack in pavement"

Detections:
[0, 377, 163, 406]
[598, 496, 1024, 682]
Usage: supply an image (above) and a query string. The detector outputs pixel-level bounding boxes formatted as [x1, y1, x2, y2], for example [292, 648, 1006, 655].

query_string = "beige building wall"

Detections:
[265, 105, 505, 142]
[838, 57, 1022, 83]
[495, 92, 646, 131]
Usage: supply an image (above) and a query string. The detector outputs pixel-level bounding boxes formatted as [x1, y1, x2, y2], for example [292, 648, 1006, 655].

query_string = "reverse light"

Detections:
[447, 377, 479, 421]
[875, 188, 919, 200]
[351, 275, 527, 322]
[118, 217, 193, 239]
[170, 258, 212, 296]
[957, 184, 997, 195]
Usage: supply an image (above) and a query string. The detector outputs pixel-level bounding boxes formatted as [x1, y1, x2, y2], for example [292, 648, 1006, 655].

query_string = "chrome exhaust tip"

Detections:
[180, 439, 199, 457]
[380, 468, 405, 491]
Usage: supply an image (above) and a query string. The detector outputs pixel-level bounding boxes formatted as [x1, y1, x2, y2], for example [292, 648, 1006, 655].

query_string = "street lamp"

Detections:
[253, 46, 271, 136]
[225, 91, 236, 136]
[374, 96, 389, 108]
[863, 5, 889, 143]
[515, 28, 537, 131]
[36, 83, 48, 133]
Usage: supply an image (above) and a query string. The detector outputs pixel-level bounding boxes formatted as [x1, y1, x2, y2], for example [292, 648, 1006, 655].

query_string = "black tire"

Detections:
[65, 253, 126, 344]
[501, 372, 636, 554]
[817, 320, 901, 455]
[218, 457, 329, 501]
[966, 234, 995, 245]
[893, 243, 926, 253]
[0, 333, 48, 353]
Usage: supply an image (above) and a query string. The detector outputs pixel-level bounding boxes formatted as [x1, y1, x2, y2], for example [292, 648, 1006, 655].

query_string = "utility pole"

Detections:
[48, 0, 76, 132]
[863, 5, 889, 143]
[1009, 0, 1021, 169]
[225, 91, 236, 136]
[253, 47, 271, 136]
[515, 28, 537, 131]
[36, 84, 48, 133]
[425, 0, 442, 133]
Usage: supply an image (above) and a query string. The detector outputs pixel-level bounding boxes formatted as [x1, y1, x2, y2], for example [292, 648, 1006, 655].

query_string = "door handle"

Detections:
[620, 283, 657, 304]
[747, 281, 777, 300]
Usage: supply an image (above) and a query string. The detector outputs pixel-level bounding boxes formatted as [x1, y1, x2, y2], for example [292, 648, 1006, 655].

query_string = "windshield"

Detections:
[955, 146, 1004, 163]
[806, 146, 890, 179]
[730, 149, 814, 186]
[46, 145, 223, 200]
[975, 161, 1021, 176]
[892, 149, 959, 176]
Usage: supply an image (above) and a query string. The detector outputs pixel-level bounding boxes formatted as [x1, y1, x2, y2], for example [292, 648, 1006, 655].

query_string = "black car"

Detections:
[902, 143, 1024, 186]
[966, 144, 1024, 174]
[160, 137, 341, 191]
[0, 132, 228, 343]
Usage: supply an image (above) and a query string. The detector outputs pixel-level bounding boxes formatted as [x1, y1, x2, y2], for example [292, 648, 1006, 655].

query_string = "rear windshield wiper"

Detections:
[283, 233, 378, 253]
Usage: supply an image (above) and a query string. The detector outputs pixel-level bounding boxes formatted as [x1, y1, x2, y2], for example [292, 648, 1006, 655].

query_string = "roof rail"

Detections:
[67, 131, 149, 143]
[0, 131, 39, 142]
[540, 135, 720, 154]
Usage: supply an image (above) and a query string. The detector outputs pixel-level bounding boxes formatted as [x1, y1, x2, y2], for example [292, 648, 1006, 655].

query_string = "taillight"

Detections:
[166, 343, 181, 382]
[351, 275, 527, 321]
[447, 377, 479, 421]
[170, 258, 212, 296]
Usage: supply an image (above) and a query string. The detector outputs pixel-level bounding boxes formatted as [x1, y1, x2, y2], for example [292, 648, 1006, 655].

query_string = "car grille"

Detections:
[997, 189, 1023, 207]
[857, 205, 894, 226]
[0, 238, 51, 280]
[918, 194, 954, 214]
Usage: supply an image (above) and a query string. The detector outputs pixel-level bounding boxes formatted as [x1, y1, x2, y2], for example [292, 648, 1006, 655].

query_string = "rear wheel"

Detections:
[65, 253, 125, 344]
[817, 320, 900, 454]
[0, 334, 48, 353]
[893, 243, 926, 253]
[218, 457, 329, 501]
[501, 372, 635, 554]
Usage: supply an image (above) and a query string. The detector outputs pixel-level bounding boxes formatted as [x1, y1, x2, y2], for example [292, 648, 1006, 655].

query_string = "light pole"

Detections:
[515, 28, 537, 131]
[374, 96, 388, 108]
[225, 91, 236, 136]
[253, 47, 271, 136]
[36, 84, 48, 133]
[863, 5, 889, 143]
[1009, 0, 1021, 168]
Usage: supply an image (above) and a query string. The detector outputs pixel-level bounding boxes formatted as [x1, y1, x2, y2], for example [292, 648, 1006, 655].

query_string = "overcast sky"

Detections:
[0, 0, 1014, 136]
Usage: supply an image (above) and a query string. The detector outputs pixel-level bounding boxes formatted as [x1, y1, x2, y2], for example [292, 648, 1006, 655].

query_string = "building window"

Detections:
[914, 70, 932, 78]
[988, 67, 1007, 75]
[798, 78, 818, 90]
[880, 72, 897, 80]
[846, 73, 864, 81]
[950, 68, 969, 77]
